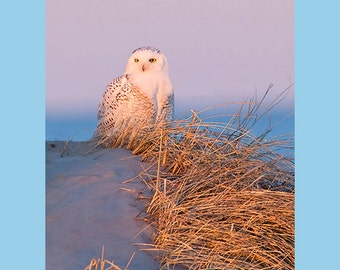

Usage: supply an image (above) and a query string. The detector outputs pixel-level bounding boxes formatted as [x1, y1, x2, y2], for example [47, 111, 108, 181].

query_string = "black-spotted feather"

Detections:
[96, 75, 156, 137]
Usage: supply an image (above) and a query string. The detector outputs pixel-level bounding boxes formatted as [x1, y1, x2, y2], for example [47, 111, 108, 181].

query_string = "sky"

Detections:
[46, 0, 294, 119]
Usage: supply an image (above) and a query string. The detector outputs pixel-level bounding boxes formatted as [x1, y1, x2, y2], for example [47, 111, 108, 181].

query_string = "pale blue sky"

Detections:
[46, 0, 294, 117]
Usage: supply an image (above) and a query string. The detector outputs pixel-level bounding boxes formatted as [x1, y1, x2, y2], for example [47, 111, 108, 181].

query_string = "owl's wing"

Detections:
[95, 74, 157, 138]
[96, 75, 129, 137]
[157, 93, 174, 124]
[97, 75, 127, 119]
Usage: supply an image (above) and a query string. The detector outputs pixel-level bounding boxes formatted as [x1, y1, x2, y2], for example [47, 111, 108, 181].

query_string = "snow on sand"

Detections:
[46, 140, 160, 270]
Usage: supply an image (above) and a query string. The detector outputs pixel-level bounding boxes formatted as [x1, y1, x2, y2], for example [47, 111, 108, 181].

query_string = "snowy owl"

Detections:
[95, 47, 174, 139]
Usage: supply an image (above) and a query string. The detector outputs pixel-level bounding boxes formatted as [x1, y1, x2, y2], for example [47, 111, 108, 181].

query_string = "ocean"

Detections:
[46, 106, 294, 158]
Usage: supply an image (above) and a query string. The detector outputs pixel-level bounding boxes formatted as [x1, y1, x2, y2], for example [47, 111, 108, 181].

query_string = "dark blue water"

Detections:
[46, 116, 97, 141]
[46, 107, 294, 157]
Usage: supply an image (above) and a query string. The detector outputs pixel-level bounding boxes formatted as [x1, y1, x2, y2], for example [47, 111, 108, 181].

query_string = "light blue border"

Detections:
[0, 1, 45, 269]
[296, 1, 340, 269]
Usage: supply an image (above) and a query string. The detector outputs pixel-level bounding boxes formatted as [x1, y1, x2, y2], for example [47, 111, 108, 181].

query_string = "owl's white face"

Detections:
[124, 47, 169, 75]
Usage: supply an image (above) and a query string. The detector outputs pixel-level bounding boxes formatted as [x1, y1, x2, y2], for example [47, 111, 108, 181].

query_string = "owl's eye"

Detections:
[134, 58, 139, 63]
[149, 58, 157, 63]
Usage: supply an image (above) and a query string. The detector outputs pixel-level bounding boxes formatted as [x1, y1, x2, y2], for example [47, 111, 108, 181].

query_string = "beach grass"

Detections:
[88, 88, 294, 269]
[84, 247, 135, 270]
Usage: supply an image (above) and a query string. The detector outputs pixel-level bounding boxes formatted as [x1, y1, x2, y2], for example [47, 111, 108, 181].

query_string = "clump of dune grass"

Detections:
[93, 86, 294, 269]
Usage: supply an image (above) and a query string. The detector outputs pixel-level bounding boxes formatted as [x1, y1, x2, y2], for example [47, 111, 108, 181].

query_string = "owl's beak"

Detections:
[141, 64, 147, 72]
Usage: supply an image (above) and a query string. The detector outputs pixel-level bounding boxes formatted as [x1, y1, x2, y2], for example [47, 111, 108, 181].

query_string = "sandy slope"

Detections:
[46, 140, 160, 270]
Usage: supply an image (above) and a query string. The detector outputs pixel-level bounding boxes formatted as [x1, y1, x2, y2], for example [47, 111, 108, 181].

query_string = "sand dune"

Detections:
[46, 140, 160, 270]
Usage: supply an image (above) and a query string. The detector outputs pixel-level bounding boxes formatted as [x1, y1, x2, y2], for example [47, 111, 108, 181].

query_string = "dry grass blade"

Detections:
[84, 247, 136, 270]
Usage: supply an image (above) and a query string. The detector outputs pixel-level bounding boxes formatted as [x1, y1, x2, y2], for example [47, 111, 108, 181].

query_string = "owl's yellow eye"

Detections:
[134, 58, 139, 63]
[149, 58, 157, 63]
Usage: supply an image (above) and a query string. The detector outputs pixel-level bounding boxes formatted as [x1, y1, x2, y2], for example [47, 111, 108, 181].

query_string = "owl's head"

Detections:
[124, 47, 169, 75]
